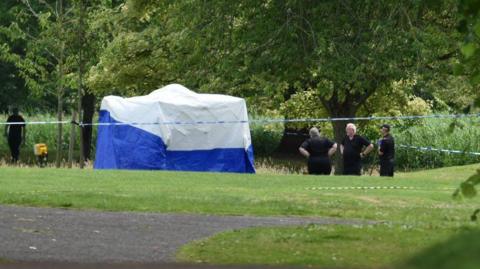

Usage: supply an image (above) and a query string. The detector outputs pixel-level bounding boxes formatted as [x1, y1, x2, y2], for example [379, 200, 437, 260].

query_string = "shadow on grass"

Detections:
[400, 227, 480, 269]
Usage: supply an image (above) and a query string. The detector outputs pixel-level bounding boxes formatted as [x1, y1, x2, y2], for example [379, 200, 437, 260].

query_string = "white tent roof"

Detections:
[100, 84, 252, 151]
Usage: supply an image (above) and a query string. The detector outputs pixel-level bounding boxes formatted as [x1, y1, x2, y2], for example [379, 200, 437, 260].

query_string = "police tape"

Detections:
[398, 144, 480, 156]
[2, 119, 479, 158]
[280, 134, 480, 157]
[81, 112, 480, 126]
[0, 121, 70, 125]
[305, 186, 457, 191]
[80, 120, 250, 126]
[1, 112, 480, 126]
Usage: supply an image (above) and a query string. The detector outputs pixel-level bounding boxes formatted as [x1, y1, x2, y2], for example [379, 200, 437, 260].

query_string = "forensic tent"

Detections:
[94, 84, 255, 173]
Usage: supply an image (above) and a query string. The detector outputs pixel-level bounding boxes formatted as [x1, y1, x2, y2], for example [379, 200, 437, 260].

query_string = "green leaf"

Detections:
[470, 72, 480, 85]
[474, 21, 480, 37]
[461, 42, 478, 59]
[452, 63, 465, 75]
[474, 96, 480, 108]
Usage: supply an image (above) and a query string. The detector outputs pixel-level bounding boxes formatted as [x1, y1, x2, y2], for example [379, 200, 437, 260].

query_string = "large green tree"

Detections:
[0, 0, 71, 166]
[0, 1, 25, 113]
[89, 0, 460, 172]
[454, 0, 480, 220]
[0, 0, 58, 112]
[1, 0, 123, 164]
[457, 0, 480, 107]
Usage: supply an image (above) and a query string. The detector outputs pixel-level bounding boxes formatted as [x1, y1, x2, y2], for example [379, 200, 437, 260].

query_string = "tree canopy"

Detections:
[0, 0, 476, 170]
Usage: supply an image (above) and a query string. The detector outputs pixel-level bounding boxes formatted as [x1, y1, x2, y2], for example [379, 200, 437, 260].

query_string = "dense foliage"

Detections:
[0, 0, 478, 172]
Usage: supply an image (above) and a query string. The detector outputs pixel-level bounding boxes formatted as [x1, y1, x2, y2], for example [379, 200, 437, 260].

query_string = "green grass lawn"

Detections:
[0, 164, 478, 222]
[177, 224, 477, 269]
[1, 164, 479, 268]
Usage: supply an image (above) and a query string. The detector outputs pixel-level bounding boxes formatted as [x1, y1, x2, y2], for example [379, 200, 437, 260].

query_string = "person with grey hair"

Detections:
[340, 123, 373, 175]
[299, 127, 337, 175]
[4, 107, 26, 163]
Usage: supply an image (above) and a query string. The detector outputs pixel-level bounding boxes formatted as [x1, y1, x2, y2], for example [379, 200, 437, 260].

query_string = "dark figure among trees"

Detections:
[4, 107, 26, 163]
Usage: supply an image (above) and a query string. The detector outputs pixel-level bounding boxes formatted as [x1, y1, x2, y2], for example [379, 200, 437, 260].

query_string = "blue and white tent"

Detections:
[94, 84, 255, 173]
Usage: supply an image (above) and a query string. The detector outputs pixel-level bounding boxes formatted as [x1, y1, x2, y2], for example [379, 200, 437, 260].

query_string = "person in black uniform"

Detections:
[299, 127, 337, 175]
[4, 107, 26, 163]
[378, 124, 395, 177]
[340, 123, 373, 175]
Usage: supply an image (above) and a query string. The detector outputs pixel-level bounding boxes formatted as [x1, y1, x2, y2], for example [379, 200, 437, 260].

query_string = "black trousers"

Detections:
[343, 162, 362, 176]
[308, 156, 332, 175]
[380, 159, 394, 177]
[8, 137, 21, 162]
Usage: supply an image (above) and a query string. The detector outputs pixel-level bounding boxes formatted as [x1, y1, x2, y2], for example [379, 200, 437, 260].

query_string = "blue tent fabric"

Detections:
[94, 84, 255, 173]
[94, 110, 167, 170]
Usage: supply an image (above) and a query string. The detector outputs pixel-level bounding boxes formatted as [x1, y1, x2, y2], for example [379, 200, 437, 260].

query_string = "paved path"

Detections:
[0, 205, 374, 263]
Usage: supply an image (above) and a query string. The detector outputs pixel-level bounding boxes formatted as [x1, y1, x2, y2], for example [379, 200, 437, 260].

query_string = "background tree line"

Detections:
[0, 0, 479, 173]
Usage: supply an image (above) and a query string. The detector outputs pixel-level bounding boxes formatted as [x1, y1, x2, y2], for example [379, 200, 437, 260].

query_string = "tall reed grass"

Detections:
[394, 117, 480, 169]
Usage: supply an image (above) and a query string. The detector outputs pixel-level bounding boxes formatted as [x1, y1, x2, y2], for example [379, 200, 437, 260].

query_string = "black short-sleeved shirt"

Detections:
[300, 137, 335, 158]
[379, 134, 395, 160]
[341, 135, 371, 164]
[6, 115, 25, 139]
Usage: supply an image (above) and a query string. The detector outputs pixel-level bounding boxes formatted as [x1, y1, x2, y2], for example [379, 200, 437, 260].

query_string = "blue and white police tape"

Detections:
[80, 120, 250, 126]
[399, 144, 480, 156]
[1, 112, 479, 126]
[0, 121, 70, 125]
[81, 112, 480, 126]
[306, 186, 456, 191]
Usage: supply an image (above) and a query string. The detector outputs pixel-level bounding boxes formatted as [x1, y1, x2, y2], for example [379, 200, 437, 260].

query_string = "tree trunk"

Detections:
[55, 0, 64, 168]
[81, 92, 95, 160]
[331, 120, 347, 175]
[55, 87, 63, 168]
[67, 110, 77, 168]
[77, 0, 86, 168]
[77, 86, 85, 168]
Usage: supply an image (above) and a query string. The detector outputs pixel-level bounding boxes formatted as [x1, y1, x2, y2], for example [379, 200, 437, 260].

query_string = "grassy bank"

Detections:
[177, 224, 477, 268]
[0, 164, 478, 221]
[1, 164, 479, 268]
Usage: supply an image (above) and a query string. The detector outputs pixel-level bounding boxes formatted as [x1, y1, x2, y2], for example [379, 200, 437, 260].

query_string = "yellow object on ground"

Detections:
[34, 143, 48, 156]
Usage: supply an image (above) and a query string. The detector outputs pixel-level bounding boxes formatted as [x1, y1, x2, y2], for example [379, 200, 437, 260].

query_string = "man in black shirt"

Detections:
[378, 124, 395, 177]
[340, 123, 373, 175]
[4, 108, 26, 163]
[299, 127, 337, 175]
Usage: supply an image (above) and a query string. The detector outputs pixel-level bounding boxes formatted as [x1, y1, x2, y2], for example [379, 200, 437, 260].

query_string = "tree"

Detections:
[457, 0, 480, 107]
[454, 0, 480, 220]
[0, 1, 28, 114]
[89, 0, 460, 173]
[82, 1, 125, 160]
[0, 0, 73, 167]
[1, 1, 121, 165]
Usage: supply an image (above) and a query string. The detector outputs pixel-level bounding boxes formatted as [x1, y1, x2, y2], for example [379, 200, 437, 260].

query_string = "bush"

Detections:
[394, 118, 480, 170]
[249, 113, 284, 157]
